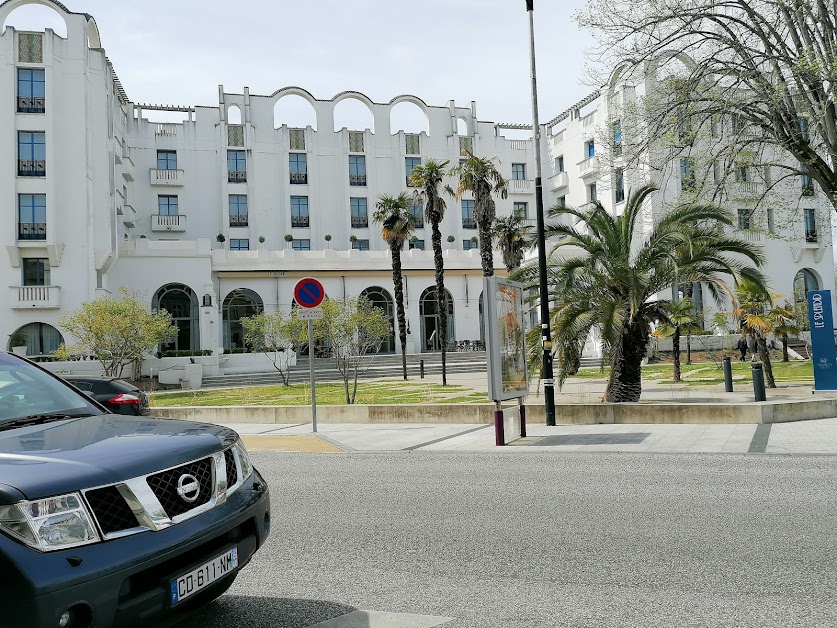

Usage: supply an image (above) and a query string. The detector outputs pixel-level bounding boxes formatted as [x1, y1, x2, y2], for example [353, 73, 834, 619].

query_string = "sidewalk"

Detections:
[231, 417, 837, 455]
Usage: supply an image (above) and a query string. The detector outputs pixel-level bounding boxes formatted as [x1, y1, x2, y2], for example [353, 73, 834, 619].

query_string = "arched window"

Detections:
[8, 322, 63, 356]
[360, 287, 395, 353]
[456, 118, 469, 136]
[390, 101, 429, 135]
[274, 94, 317, 130]
[794, 269, 820, 301]
[222, 289, 264, 351]
[419, 287, 455, 352]
[333, 97, 375, 133]
[227, 104, 242, 125]
[153, 283, 199, 353]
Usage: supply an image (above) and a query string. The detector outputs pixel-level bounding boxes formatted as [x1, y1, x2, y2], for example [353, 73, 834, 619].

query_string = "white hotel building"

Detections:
[1, 0, 833, 366]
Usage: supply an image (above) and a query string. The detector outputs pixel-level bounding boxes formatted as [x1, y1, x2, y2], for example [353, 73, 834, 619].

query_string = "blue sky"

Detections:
[4, 0, 594, 125]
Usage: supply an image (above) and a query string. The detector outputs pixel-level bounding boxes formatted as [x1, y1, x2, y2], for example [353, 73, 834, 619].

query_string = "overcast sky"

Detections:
[5, 0, 595, 127]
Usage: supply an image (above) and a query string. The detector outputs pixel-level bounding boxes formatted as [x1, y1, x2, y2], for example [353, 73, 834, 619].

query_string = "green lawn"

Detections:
[149, 380, 486, 407]
[574, 359, 815, 385]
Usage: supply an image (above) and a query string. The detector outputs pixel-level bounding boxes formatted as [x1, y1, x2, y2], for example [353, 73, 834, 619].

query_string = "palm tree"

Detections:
[515, 184, 767, 402]
[451, 152, 508, 276]
[493, 213, 533, 272]
[733, 279, 780, 387]
[373, 193, 415, 381]
[410, 159, 452, 385]
[664, 297, 699, 382]
[772, 301, 800, 362]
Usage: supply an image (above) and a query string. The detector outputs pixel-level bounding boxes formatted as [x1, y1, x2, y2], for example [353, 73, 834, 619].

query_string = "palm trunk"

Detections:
[782, 333, 789, 362]
[391, 242, 408, 380]
[686, 333, 692, 365]
[431, 219, 448, 385]
[672, 326, 681, 383]
[756, 333, 776, 388]
[477, 217, 494, 278]
[604, 320, 648, 402]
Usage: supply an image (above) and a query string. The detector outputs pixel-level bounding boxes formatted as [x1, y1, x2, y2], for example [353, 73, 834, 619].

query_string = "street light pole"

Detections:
[525, 0, 556, 426]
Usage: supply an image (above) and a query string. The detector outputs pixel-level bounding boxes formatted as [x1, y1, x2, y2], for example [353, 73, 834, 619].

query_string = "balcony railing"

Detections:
[462, 218, 477, 229]
[806, 229, 819, 243]
[228, 170, 247, 183]
[150, 168, 184, 186]
[733, 181, 762, 199]
[151, 214, 187, 232]
[412, 217, 424, 228]
[550, 171, 568, 191]
[578, 156, 599, 179]
[351, 216, 368, 228]
[17, 96, 45, 113]
[350, 174, 367, 186]
[18, 160, 45, 177]
[802, 184, 816, 197]
[229, 215, 249, 227]
[738, 228, 761, 242]
[18, 222, 46, 240]
[291, 216, 310, 228]
[10, 285, 60, 309]
[290, 172, 308, 184]
[508, 179, 533, 193]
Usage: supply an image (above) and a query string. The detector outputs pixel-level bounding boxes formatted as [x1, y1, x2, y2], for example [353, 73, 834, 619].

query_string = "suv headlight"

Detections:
[233, 439, 254, 482]
[0, 493, 100, 552]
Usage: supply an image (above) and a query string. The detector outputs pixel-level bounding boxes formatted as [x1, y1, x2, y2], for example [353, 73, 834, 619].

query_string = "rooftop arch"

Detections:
[273, 92, 318, 130]
[1, 0, 68, 37]
[333, 92, 375, 133]
[390, 100, 430, 135]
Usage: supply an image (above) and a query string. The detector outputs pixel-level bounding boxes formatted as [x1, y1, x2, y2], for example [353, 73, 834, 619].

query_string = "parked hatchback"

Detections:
[64, 377, 151, 416]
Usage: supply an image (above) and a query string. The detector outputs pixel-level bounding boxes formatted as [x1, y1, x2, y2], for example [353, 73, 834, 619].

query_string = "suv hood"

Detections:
[0, 415, 238, 501]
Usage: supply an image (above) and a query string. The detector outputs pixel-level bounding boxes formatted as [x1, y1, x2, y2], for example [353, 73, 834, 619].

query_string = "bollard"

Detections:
[752, 363, 766, 402]
[420, 359, 425, 379]
[723, 356, 734, 392]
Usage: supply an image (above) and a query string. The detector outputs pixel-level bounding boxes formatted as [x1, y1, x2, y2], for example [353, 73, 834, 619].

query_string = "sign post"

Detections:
[807, 289, 837, 392]
[294, 278, 326, 432]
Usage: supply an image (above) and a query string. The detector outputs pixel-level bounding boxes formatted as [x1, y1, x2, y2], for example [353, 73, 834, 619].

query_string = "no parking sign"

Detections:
[293, 277, 325, 309]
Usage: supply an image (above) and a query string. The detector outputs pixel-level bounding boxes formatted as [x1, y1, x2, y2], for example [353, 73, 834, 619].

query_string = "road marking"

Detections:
[240, 434, 343, 453]
[405, 425, 492, 450]
[748, 424, 773, 453]
[307, 611, 454, 628]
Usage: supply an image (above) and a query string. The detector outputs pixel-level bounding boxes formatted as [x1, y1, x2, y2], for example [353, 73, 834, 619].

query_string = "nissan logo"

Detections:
[176, 474, 200, 503]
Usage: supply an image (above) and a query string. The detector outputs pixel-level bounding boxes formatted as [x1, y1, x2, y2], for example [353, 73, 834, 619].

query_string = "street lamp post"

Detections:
[525, 0, 556, 426]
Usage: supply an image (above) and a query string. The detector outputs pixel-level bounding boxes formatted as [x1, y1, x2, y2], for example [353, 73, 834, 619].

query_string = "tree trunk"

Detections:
[477, 215, 494, 278]
[782, 333, 789, 362]
[431, 219, 448, 385]
[391, 243, 409, 380]
[343, 372, 351, 404]
[672, 326, 681, 383]
[604, 320, 648, 402]
[686, 333, 692, 365]
[756, 333, 777, 388]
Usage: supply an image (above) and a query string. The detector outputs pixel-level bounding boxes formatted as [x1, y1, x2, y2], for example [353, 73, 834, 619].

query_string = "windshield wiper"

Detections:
[0, 413, 91, 431]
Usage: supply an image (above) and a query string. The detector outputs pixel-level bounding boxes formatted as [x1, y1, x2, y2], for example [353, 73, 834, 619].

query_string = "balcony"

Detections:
[17, 222, 46, 240]
[509, 140, 529, 151]
[802, 184, 816, 197]
[732, 181, 762, 200]
[508, 179, 533, 194]
[10, 285, 60, 309]
[351, 216, 368, 228]
[228, 170, 247, 183]
[18, 160, 45, 177]
[738, 229, 761, 242]
[17, 96, 45, 113]
[462, 218, 477, 229]
[291, 216, 310, 228]
[578, 156, 599, 179]
[290, 172, 308, 185]
[150, 168, 184, 186]
[121, 155, 134, 181]
[350, 174, 367, 186]
[122, 204, 136, 228]
[806, 229, 819, 244]
[151, 214, 187, 232]
[412, 217, 424, 229]
[229, 215, 249, 228]
[550, 172, 569, 191]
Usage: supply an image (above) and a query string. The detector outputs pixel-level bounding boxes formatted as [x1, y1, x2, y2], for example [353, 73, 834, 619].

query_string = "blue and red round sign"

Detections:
[293, 277, 326, 309]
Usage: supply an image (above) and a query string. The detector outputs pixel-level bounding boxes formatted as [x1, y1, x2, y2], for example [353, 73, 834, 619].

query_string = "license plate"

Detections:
[170, 547, 238, 606]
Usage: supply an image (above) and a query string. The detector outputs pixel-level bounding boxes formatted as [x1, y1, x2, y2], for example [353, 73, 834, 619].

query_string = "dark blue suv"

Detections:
[0, 352, 270, 628]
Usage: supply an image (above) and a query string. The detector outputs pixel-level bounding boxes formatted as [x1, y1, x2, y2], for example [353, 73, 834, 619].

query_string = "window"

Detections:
[680, 158, 696, 191]
[804, 208, 818, 242]
[512, 163, 526, 180]
[290, 153, 307, 184]
[802, 173, 815, 196]
[713, 161, 721, 183]
[737, 209, 751, 230]
[409, 239, 425, 250]
[350, 197, 368, 228]
[17, 68, 45, 113]
[229, 194, 248, 227]
[158, 195, 178, 215]
[22, 258, 49, 286]
[586, 140, 595, 158]
[18, 194, 46, 240]
[557, 196, 566, 208]
[405, 157, 421, 187]
[227, 150, 246, 182]
[612, 120, 622, 156]
[292, 239, 311, 251]
[588, 183, 597, 202]
[157, 150, 177, 170]
[411, 202, 424, 228]
[291, 195, 309, 227]
[677, 115, 693, 141]
[767, 207, 775, 234]
[734, 165, 749, 183]
[799, 116, 810, 143]
[230, 239, 249, 251]
[349, 155, 367, 186]
[463, 239, 478, 251]
[352, 239, 370, 251]
[513, 202, 529, 218]
[614, 168, 625, 203]
[556, 155, 565, 173]
[18, 131, 45, 176]
[462, 200, 476, 229]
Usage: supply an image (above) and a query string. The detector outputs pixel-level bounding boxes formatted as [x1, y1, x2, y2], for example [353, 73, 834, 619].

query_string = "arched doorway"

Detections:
[153, 284, 199, 353]
[8, 322, 63, 356]
[793, 269, 820, 329]
[222, 289, 263, 351]
[420, 287, 455, 352]
[361, 287, 395, 353]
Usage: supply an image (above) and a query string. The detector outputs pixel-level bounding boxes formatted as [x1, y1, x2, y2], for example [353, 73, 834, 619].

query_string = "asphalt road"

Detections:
[178, 451, 837, 627]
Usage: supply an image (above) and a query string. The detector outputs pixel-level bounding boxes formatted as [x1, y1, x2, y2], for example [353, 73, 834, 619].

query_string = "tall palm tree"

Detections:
[664, 297, 700, 382]
[373, 193, 415, 381]
[493, 213, 533, 272]
[772, 301, 800, 363]
[410, 159, 452, 385]
[451, 152, 508, 276]
[515, 185, 767, 402]
[733, 279, 779, 388]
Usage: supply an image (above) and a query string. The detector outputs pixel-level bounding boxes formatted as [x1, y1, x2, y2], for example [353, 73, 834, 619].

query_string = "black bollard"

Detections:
[723, 356, 734, 392]
[752, 363, 766, 402]
[420, 359, 425, 379]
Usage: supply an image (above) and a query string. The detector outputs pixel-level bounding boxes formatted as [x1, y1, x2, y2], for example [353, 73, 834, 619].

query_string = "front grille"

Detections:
[147, 458, 213, 519]
[224, 448, 238, 489]
[86, 486, 140, 535]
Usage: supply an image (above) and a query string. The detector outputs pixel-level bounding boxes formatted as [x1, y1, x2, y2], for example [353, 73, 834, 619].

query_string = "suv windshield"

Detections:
[0, 353, 105, 423]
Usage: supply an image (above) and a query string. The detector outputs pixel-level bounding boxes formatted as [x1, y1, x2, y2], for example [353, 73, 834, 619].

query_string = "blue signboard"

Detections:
[807, 290, 837, 391]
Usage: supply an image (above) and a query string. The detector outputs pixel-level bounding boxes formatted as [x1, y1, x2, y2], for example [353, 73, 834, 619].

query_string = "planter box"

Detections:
[10, 346, 27, 357]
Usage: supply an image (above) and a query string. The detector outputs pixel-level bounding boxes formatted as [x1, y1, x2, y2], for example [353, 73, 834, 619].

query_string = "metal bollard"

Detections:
[420, 359, 425, 379]
[723, 356, 734, 392]
[752, 363, 766, 402]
